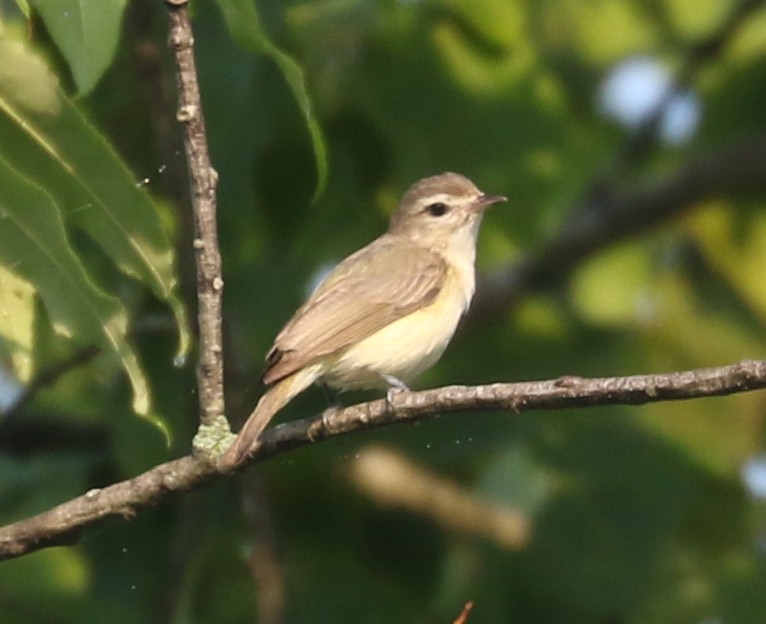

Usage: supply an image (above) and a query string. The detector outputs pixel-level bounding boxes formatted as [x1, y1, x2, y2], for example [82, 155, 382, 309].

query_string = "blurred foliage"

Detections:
[0, 12, 189, 421]
[1, 0, 766, 623]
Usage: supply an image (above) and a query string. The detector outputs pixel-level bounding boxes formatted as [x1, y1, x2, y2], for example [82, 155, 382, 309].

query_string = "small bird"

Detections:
[220, 172, 505, 468]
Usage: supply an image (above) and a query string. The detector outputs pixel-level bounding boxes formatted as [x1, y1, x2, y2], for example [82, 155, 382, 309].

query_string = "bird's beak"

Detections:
[473, 193, 507, 210]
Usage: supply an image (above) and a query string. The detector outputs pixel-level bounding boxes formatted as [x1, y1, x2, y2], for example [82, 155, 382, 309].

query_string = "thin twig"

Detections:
[165, 0, 224, 426]
[349, 446, 529, 549]
[453, 601, 475, 624]
[241, 473, 287, 624]
[614, 0, 765, 171]
[8, 346, 99, 414]
[475, 0, 766, 321]
[475, 131, 766, 320]
[1, 359, 765, 561]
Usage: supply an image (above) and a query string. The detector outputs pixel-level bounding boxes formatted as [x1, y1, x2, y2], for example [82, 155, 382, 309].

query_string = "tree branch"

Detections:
[453, 601, 475, 624]
[349, 446, 530, 549]
[613, 0, 765, 171]
[475, 130, 766, 320]
[474, 0, 766, 322]
[1, 359, 765, 561]
[6, 345, 99, 414]
[165, 0, 224, 426]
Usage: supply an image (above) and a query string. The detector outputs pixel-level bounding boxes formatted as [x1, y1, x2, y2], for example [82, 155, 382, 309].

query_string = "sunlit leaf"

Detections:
[433, 0, 533, 93]
[0, 36, 190, 363]
[0, 265, 35, 384]
[666, 0, 732, 39]
[29, 0, 127, 95]
[0, 157, 149, 415]
[532, 0, 656, 64]
[688, 202, 766, 320]
[12, 0, 30, 18]
[571, 240, 655, 327]
[216, 0, 328, 198]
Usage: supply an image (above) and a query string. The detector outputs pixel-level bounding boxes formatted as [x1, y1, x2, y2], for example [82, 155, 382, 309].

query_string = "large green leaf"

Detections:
[0, 157, 149, 415]
[29, 0, 127, 95]
[0, 37, 189, 363]
[0, 265, 35, 387]
[216, 0, 328, 198]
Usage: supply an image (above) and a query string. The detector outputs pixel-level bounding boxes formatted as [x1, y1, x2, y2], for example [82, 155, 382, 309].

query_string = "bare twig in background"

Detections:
[241, 473, 287, 624]
[475, 131, 766, 320]
[165, 0, 224, 427]
[1, 359, 765, 561]
[7, 346, 99, 415]
[453, 601, 475, 624]
[475, 0, 766, 321]
[350, 446, 529, 549]
[615, 0, 765, 170]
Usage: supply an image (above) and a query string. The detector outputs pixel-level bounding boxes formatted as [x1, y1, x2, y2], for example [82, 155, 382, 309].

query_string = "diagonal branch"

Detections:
[475, 131, 766, 319]
[613, 0, 765, 171]
[166, 0, 225, 426]
[6, 345, 99, 414]
[474, 0, 766, 322]
[1, 359, 765, 561]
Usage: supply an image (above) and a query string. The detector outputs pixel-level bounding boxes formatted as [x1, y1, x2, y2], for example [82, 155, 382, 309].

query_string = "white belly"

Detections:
[322, 270, 472, 390]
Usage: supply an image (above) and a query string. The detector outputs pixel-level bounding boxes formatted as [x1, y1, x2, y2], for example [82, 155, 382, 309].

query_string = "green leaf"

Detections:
[0, 158, 149, 415]
[12, 0, 30, 18]
[0, 36, 190, 364]
[571, 240, 653, 327]
[216, 0, 328, 199]
[29, 0, 127, 95]
[0, 265, 35, 385]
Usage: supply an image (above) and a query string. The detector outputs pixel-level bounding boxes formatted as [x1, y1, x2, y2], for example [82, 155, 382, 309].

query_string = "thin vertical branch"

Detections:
[165, 0, 225, 427]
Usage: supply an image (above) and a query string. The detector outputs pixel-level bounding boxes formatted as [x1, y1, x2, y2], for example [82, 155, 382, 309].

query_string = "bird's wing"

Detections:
[262, 236, 446, 385]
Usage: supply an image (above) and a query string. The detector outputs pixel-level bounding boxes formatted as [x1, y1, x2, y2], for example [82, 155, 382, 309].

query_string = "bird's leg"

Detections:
[318, 381, 342, 408]
[382, 375, 409, 413]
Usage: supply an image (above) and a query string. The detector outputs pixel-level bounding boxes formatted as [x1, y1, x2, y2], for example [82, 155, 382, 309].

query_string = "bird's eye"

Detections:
[425, 202, 448, 217]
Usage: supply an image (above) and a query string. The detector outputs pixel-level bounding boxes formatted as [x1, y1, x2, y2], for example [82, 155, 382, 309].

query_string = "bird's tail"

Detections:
[219, 366, 319, 470]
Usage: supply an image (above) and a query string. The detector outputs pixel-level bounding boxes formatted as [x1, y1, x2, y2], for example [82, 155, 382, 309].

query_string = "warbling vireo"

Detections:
[220, 172, 505, 468]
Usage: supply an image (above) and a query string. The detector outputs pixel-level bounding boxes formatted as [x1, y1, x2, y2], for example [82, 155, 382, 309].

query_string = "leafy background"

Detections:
[1, 0, 766, 623]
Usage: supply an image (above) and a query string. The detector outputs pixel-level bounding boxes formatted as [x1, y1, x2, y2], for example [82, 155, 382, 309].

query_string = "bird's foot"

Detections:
[383, 375, 409, 413]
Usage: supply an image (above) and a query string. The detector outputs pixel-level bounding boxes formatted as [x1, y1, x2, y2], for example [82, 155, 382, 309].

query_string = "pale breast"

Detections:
[322, 263, 474, 390]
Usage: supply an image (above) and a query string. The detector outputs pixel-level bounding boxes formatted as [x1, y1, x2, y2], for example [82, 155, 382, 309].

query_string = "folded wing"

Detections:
[263, 236, 446, 385]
